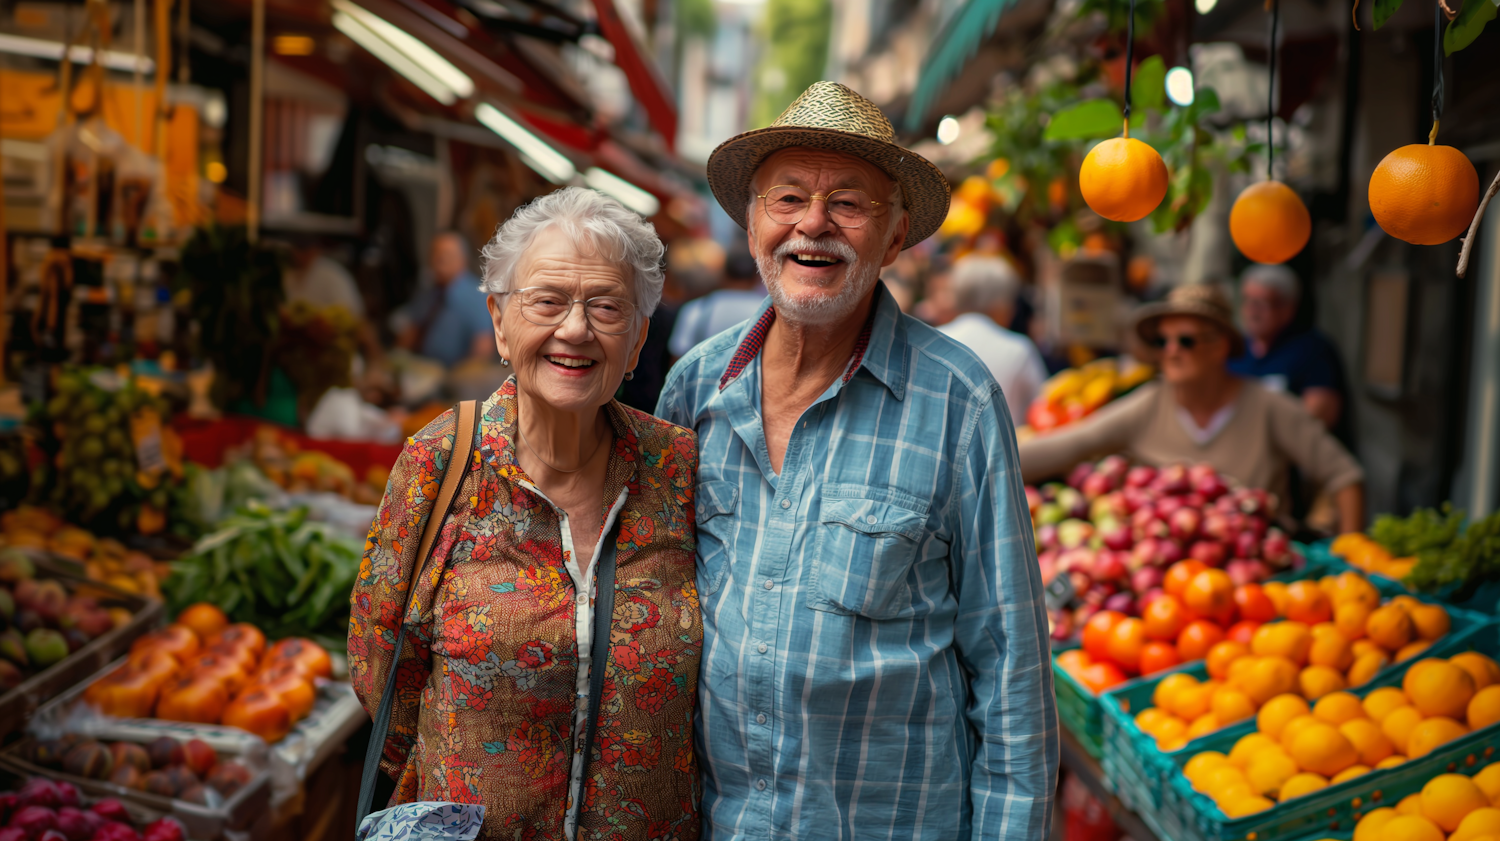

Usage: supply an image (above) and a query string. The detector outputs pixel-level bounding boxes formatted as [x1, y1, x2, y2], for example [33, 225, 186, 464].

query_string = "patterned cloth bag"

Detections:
[356, 803, 486, 841]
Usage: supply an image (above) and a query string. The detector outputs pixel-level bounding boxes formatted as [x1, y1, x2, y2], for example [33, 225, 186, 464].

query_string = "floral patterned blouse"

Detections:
[349, 379, 702, 841]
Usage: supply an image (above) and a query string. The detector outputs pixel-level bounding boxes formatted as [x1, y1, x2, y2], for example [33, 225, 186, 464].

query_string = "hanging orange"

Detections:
[1229, 181, 1311, 264]
[1080, 137, 1170, 222]
[1369, 144, 1479, 245]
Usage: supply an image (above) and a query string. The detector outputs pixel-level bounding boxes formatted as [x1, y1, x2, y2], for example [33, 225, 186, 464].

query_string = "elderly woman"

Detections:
[1018, 283, 1366, 532]
[350, 187, 701, 840]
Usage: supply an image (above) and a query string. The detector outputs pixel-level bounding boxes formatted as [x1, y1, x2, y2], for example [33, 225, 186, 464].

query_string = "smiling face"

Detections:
[490, 228, 648, 415]
[748, 147, 909, 326]
[1156, 315, 1231, 386]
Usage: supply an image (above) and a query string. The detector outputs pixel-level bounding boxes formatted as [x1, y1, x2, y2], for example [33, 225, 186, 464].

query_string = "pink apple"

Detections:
[1122, 487, 1153, 514]
[1156, 495, 1185, 519]
[1098, 455, 1131, 483]
[1188, 539, 1227, 568]
[1261, 528, 1291, 565]
[1125, 465, 1158, 489]
[1104, 592, 1136, 615]
[1226, 558, 1271, 586]
[1151, 464, 1190, 495]
[1187, 463, 1218, 486]
[1067, 462, 1095, 490]
[1130, 537, 1162, 570]
[1102, 525, 1134, 552]
[1169, 508, 1202, 543]
[1158, 538, 1185, 566]
[1233, 529, 1260, 559]
[1037, 523, 1060, 551]
[1193, 472, 1229, 501]
[1081, 471, 1116, 501]
[1235, 488, 1271, 517]
[1131, 566, 1165, 595]
[1095, 551, 1128, 581]
[1202, 510, 1234, 542]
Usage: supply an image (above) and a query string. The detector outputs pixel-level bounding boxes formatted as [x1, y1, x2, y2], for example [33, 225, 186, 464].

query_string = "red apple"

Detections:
[1131, 566, 1164, 595]
[1225, 559, 1271, 587]
[1193, 472, 1229, 501]
[1036, 524, 1059, 551]
[1158, 538, 1185, 566]
[1188, 539, 1227, 568]
[1081, 471, 1116, 501]
[1104, 592, 1136, 615]
[1151, 464, 1190, 495]
[1169, 508, 1202, 543]
[1095, 551, 1128, 582]
[1102, 525, 1134, 552]
[1233, 530, 1260, 560]
[1261, 528, 1291, 566]
[1067, 462, 1095, 490]
[1125, 465, 1158, 489]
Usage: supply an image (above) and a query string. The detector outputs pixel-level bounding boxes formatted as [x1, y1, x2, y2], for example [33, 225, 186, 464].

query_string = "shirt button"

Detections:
[780, 499, 791, 509]
[756, 713, 767, 724]
[757, 643, 768, 654]
[756, 779, 768, 791]
[866, 515, 877, 524]
[577, 593, 587, 604]
[763, 579, 774, 590]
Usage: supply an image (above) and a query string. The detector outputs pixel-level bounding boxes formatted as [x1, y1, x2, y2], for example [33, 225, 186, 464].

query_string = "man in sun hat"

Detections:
[656, 81, 1057, 840]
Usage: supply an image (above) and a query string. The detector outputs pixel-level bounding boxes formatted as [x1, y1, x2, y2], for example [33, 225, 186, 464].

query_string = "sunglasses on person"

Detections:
[1150, 331, 1215, 350]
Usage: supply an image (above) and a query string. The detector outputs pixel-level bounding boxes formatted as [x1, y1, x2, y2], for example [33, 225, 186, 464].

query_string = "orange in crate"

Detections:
[222, 688, 293, 743]
[156, 676, 231, 724]
[176, 603, 229, 641]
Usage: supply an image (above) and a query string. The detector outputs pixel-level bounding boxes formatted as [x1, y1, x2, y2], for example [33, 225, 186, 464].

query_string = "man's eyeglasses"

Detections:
[1150, 333, 1213, 350]
[757, 185, 885, 228]
[499, 287, 638, 334]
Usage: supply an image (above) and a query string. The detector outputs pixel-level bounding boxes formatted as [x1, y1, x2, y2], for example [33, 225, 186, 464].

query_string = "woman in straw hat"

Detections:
[1018, 283, 1366, 532]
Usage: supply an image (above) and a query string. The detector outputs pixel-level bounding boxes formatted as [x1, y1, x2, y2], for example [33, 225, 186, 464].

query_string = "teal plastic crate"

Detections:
[1054, 643, 1198, 760]
[1098, 570, 1494, 818]
[1313, 537, 1500, 616]
[1160, 621, 1500, 841]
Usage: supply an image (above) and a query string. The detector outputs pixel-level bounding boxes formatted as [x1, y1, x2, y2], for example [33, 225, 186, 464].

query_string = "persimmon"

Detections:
[210, 624, 267, 658]
[130, 624, 201, 662]
[84, 668, 161, 718]
[1106, 617, 1148, 674]
[1079, 661, 1128, 694]
[126, 649, 183, 688]
[184, 654, 251, 694]
[156, 676, 230, 724]
[1143, 595, 1189, 642]
[1164, 561, 1209, 599]
[1082, 611, 1126, 662]
[1177, 620, 1227, 662]
[265, 638, 333, 681]
[203, 642, 260, 674]
[176, 603, 230, 642]
[222, 689, 293, 743]
[1140, 641, 1182, 676]
[1285, 581, 1334, 625]
[252, 664, 317, 719]
[1234, 584, 1279, 623]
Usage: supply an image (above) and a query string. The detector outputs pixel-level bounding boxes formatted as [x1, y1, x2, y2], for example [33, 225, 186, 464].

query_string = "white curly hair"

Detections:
[479, 186, 666, 316]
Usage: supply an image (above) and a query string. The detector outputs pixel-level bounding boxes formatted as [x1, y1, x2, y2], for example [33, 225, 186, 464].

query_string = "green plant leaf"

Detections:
[1044, 100, 1124, 141]
[1373, 0, 1404, 29]
[1445, 0, 1499, 53]
[1132, 56, 1167, 114]
[1187, 87, 1222, 122]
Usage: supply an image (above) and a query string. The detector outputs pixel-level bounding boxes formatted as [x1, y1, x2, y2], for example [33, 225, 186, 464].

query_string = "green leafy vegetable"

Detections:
[1369, 503, 1465, 557]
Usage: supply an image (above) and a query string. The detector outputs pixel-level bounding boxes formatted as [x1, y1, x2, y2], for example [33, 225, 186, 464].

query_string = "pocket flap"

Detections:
[697, 480, 739, 523]
[820, 497, 926, 541]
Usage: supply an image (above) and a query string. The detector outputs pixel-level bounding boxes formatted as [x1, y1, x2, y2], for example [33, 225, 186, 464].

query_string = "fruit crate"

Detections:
[1098, 568, 1494, 816]
[0, 553, 164, 740]
[1310, 538, 1500, 616]
[1159, 620, 1500, 841]
[0, 732, 273, 841]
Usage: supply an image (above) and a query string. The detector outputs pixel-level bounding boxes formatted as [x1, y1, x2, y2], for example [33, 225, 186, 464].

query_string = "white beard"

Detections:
[754, 236, 882, 327]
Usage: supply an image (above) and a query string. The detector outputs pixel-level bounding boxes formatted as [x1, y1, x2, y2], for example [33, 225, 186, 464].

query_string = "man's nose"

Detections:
[794, 197, 837, 239]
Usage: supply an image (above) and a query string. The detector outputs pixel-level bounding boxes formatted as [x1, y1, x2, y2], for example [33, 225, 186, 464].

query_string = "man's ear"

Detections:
[882, 213, 910, 268]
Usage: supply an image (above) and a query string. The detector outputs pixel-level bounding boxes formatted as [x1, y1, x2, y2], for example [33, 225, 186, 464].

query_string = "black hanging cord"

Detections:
[1430, 0, 1444, 142]
[1123, 0, 1136, 135]
[1267, 0, 1280, 180]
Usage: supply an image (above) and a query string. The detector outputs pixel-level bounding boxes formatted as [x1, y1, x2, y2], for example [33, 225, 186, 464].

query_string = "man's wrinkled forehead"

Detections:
[752, 147, 895, 194]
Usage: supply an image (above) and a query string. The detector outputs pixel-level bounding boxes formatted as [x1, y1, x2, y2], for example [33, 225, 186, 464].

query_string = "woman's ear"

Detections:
[488, 295, 511, 360]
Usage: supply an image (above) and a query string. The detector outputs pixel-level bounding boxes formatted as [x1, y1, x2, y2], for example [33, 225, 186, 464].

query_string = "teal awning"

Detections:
[903, 0, 1024, 133]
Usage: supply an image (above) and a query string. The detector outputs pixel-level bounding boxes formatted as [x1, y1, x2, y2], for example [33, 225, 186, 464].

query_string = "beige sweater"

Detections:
[1019, 380, 1364, 511]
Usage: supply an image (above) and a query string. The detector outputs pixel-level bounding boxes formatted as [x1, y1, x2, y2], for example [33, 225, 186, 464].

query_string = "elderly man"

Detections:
[396, 231, 495, 366]
[656, 82, 1057, 840]
[939, 254, 1048, 424]
[1229, 264, 1347, 429]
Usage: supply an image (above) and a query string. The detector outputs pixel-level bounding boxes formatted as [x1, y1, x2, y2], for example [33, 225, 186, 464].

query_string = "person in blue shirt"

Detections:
[396, 231, 495, 366]
[656, 81, 1057, 841]
[1229, 264, 1347, 429]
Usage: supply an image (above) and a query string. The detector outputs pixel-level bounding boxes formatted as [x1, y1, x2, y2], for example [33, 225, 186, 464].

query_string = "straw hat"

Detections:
[706, 82, 951, 249]
[1131, 283, 1246, 357]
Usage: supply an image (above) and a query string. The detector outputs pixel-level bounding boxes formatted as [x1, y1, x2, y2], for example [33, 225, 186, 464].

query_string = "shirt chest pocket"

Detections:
[810, 489, 930, 620]
[696, 480, 739, 598]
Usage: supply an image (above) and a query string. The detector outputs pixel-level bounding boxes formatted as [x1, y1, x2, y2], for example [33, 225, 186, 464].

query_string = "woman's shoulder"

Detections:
[617, 402, 697, 451]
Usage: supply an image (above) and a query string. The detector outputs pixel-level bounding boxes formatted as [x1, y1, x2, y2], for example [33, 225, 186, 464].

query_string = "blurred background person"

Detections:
[914, 259, 958, 326]
[668, 246, 764, 358]
[1230, 264, 1348, 430]
[939, 254, 1047, 425]
[395, 231, 495, 367]
[285, 234, 366, 317]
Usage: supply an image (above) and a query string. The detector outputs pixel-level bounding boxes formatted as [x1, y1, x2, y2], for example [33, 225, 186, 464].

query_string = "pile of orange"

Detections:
[1128, 571, 1453, 748]
[1179, 648, 1500, 819]
[1350, 769, 1500, 841]
[1331, 532, 1420, 581]
[83, 603, 331, 743]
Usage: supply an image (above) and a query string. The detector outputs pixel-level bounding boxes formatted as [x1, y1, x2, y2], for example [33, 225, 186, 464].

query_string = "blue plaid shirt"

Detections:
[656, 284, 1058, 841]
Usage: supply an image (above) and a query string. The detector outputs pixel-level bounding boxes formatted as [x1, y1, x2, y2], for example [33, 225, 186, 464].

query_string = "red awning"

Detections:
[589, 0, 678, 152]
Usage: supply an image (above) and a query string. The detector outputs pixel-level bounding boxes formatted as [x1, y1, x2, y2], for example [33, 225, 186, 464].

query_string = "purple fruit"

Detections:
[54, 808, 94, 841]
[40, 830, 69, 841]
[53, 783, 78, 809]
[9, 805, 57, 837]
[1103, 592, 1136, 615]
[90, 825, 141, 841]
[87, 800, 130, 824]
[19, 779, 61, 809]
[140, 820, 184, 841]
[0, 828, 24, 841]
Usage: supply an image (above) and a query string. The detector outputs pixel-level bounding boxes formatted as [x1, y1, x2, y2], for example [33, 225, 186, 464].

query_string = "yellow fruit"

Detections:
[1258, 694, 1312, 740]
[1244, 656, 1300, 705]
[1154, 714, 1189, 745]
[1382, 706, 1426, 754]
[1079, 137, 1170, 222]
[1452, 807, 1500, 841]
[1227, 656, 1260, 690]
[1280, 714, 1321, 749]
[1331, 573, 1381, 610]
[1263, 581, 1290, 615]
[1407, 717, 1470, 758]
[1339, 718, 1396, 766]
[1281, 772, 1329, 800]
[1331, 764, 1370, 784]
[1159, 735, 1189, 752]
[1312, 620, 1340, 638]
[1198, 764, 1250, 797]
[1452, 653, 1500, 690]
[1189, 713, 1222, 739]
[1288, 722, 1360, 777]
[1376, 755, 1408, 769]
[1364, 687, 1412, 722]
[1213, 688, 1257, 727]
[1405, 658, 1446, 696]
[1348, 651, 1391, 687]
[1391, 595, 1423, 612]
[1246, 750, 1300, 796]
[1422, 774, 1491, 832]
[1336, 602, 1372, 640]
[1252, 622, 1313, 666]
[1184, 751, 1231, 785]
[1367, 603, 1416, 651]
[1174, 681, 1217, 721]
[1353, 639, 1388, 659]
[1308, 626, 1354, 670]
[1398, 793, 1426, 816]
[1381, 814, 1446, 841]
[1399, 640, 1433, 662]
[1408, 604, 1451, 640]
[1220, 794, 1275, 818]
[1155, 672, 1199, 710]
[1354, 807, 1398, 841]
[1229, 733, 1280, 768]
[1473, 764, 1500, 801]
[1137, 707, 1171, 734]
[1467, 685, 1500, 732]
[1230, 180, 1312, 264]
[1313, 691, 1367, 726]
[1410, 662, 1477, 719]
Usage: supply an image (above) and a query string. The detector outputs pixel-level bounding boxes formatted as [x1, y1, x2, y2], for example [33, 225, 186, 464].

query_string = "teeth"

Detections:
[793, 253, 839, 263]
[546, 356, 595, 368]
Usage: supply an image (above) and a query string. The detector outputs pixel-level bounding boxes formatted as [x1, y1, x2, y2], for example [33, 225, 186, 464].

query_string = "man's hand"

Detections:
[1336, 482, 1365, 534]
[1303, 387, 1342, 428]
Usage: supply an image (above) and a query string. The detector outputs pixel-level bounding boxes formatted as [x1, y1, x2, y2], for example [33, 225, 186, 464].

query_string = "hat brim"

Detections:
[1132, 303, 1246, 358]
[706, 126, 951, 250]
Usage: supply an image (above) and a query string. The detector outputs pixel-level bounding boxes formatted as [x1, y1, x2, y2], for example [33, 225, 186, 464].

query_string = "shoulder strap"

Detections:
[357, 399, 480, 828]
[577, 512, 622, 816]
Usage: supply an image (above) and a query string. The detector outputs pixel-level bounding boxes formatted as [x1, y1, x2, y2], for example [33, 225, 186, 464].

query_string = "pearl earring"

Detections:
[501, 358, 510, 366]
[624, 371, 634, 381]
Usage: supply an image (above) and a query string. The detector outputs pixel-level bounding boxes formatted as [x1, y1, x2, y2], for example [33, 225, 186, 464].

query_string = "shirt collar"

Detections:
[717, 281, 908, 400]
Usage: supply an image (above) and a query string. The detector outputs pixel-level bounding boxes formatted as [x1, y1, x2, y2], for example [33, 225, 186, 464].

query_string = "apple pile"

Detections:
[1028, 457, 1299, 642]
[0, 777, 184, 841]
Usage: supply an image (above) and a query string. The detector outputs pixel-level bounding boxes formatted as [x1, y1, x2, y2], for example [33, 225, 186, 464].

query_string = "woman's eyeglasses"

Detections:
[500, 287, 638, 334]
[757, 185, 885, 228]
